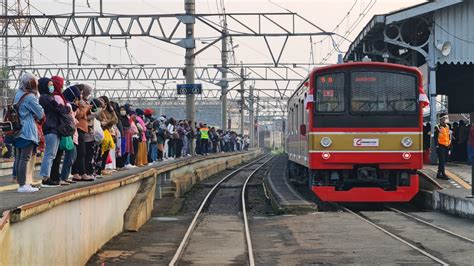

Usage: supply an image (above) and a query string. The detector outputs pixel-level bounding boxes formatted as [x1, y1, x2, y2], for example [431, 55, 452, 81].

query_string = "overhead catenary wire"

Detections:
[318, 0, 377, 64]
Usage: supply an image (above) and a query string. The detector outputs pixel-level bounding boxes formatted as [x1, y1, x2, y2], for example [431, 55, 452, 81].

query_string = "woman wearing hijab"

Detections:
[128, 110, 140, 167]
[50, 79, 80, 184]
[87, 98, 104, 178]
[106, 101, 122, 170]
[134, 109, 148, 166]
[97, 95, 117, 175]
[51, 76, 80, 185]
[13, 73, 44, 192]
[119, 105, 134, 169]
[71, 84, 94, 181]
[38, 77, 70, 187]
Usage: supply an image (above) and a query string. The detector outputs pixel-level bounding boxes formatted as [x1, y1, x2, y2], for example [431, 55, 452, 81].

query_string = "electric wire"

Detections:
[318, 0, 377, 64]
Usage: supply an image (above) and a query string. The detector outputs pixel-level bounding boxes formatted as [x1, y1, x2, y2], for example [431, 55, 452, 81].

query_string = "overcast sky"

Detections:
[19, 0, 425, 94]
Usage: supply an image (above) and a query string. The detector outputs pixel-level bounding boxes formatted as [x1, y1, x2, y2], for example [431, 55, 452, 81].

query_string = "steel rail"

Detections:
[169, 154, 271, 266]
[341, 207, 449, 266]
[387, 207, 474, 243]
[241, 156, 274, 266]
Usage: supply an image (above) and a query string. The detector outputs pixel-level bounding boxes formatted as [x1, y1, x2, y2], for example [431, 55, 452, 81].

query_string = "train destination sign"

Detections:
[177, 84, 203, 95]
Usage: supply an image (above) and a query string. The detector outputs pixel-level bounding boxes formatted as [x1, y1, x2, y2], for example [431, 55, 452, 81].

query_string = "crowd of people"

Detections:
[8, 73, 250, 193]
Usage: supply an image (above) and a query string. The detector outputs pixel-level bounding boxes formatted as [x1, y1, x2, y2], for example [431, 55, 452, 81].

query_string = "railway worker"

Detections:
[200, 123, 210, 155]
[435, 113, 451, 180]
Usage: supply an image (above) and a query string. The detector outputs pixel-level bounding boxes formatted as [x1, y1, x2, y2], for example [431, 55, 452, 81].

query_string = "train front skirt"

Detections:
[311, 174, 419, 202]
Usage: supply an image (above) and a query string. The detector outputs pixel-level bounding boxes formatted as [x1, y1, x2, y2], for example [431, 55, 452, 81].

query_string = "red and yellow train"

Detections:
[286, 62, 425, 202]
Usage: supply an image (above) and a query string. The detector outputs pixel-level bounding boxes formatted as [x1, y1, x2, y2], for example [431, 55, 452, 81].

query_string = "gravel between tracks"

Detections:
[178, 156, 277, 217]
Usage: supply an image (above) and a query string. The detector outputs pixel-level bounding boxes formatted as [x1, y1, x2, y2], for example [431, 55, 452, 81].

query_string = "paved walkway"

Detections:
[423, 163, 472, 190]
[0, 152, 247, 215]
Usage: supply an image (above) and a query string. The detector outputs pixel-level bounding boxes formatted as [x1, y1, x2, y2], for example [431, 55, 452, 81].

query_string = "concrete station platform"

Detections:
[0, 150, 260, 265]
[264, 155, 317, 213]
[419, 163, 474, 219]
[0, 157, 42, 192]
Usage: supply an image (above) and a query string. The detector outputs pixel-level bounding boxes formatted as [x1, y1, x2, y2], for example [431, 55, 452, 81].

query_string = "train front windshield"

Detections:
[313, 70, 419, 128]
[350, 72, 417, 114]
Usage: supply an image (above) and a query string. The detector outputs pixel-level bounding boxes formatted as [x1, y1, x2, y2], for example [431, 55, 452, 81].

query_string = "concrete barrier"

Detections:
[433, 189, 474, 219]
[0, 150, 260, 265]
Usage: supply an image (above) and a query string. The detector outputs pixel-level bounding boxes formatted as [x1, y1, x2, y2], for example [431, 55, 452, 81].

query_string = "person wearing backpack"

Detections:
[38, 77, 71, 187]
[50, 77, 78, 185]
[13, 73, 44, 193]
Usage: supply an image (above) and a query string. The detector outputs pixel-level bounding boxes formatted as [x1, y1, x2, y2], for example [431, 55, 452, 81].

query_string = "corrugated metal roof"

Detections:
[343, 15, 385, 61]
[434, 0, 474, 64]
[344, 0, 466, 63]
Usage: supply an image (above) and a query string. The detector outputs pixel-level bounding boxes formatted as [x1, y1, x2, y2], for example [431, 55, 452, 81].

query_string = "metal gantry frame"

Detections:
[1, 9, 331, 139]
[4, 64, 307, 83]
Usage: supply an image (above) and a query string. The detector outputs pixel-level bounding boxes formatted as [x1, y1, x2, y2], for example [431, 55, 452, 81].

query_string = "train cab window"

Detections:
[314, 73, 345, 112]
[351, 71, 417, 113]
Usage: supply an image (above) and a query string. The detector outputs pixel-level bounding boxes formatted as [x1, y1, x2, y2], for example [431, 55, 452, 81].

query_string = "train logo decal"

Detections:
[353, 138, 379, 147]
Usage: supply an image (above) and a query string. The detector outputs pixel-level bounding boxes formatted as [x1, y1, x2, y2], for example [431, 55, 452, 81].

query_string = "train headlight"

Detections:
[320, 137, 332, 148]
[401, 137, 413, 148]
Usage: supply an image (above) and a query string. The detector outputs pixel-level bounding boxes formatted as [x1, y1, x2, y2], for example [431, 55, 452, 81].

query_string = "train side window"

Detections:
[302, 97, 306, 125]
[295, 104, 300, 133]
[293, 107, 296, 133]
[289, 108, 293, 133]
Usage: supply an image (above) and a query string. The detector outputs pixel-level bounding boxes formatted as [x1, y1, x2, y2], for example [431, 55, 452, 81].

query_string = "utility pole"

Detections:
[220, 22, 228, 131]
[249, 85, 254, 148]
[184, 0, 196, 154]
[66, 38, 70, 85]
[3, 0, 8, 108]
[256, 95, 259, 148]
[239, 64, 245, 136]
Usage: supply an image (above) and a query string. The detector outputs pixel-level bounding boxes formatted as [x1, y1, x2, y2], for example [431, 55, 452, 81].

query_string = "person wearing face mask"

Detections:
[119, 106, 133, 169]
[97, 96, 117, 175]
[51, 83, 80, 184]
[38, 77, 71, 187]
[86, 98, 105, 178]
[435, 113, 451, 180]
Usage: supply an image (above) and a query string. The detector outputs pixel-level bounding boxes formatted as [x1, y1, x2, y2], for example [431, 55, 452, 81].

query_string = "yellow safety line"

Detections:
[445, 169, 472, 190]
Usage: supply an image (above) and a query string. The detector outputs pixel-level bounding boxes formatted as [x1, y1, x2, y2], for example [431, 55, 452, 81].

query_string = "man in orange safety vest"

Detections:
[434, 113, 451, 180]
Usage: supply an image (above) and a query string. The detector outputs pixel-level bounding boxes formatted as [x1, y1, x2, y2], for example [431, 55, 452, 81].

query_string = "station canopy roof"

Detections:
[344, 0, 474, 113]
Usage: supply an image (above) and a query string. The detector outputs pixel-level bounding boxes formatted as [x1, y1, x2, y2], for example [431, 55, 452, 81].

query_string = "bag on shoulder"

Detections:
[59, 136, 74, 151]
[101, 129, 115, 152]
[1, 93, 31, 136]
[93, 118, 104, 143]
[58, 112, 75, 137]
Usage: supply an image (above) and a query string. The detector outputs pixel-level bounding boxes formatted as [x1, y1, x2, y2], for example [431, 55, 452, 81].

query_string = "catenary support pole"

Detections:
[469, 113, 474, 198]
[249, 85, 255, 147]
[185, 0, 196, 155]
[3, 0, 8, 108]
[427, 29, 438, 165]
[240, 64, 245, 136]
[221, 25, 228, 130]
[256, 95, 259, 148]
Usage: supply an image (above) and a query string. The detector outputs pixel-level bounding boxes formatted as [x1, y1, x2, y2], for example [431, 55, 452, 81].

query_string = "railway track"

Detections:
[169, 154, 274, 266]
[341, 205, 474, 265]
